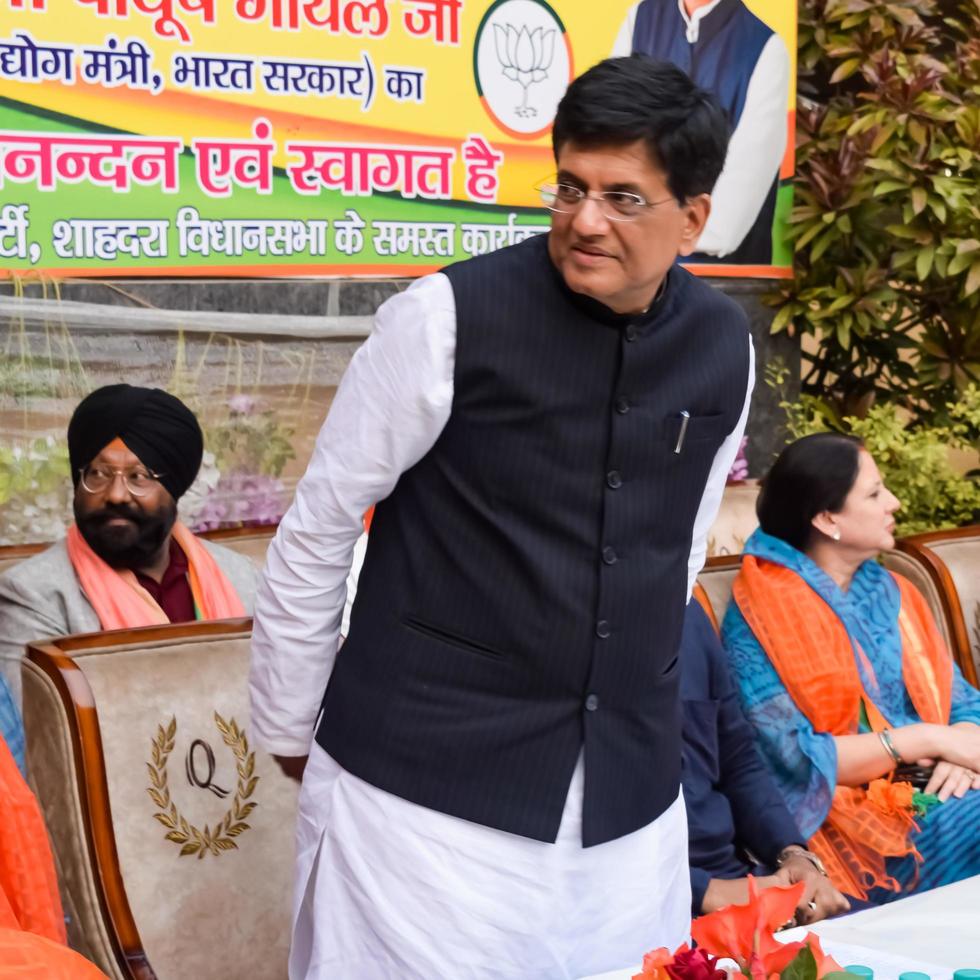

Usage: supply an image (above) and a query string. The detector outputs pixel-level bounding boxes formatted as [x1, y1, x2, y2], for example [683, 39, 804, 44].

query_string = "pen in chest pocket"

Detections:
[673, 411, 690, 455]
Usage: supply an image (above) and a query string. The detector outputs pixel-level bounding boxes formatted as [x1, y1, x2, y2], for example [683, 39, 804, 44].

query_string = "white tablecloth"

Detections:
[809, 875, 980, 971]
[584, 875, 980, 980]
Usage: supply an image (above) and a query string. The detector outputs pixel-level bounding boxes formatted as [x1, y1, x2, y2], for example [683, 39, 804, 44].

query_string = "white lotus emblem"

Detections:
[493, 23, 557, 117]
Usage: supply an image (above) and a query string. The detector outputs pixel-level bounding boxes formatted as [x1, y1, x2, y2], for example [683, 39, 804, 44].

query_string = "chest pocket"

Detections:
[662, 412, 731, 454]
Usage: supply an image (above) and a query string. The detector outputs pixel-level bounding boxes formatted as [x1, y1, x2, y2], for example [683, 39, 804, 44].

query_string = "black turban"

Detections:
[67, 385, 204, 501]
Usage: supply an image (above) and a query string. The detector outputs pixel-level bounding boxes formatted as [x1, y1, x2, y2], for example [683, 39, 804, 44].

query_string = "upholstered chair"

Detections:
[22, 620, 300, 980]
[892, 527, 980, 688]
[695, 555, 743, 632]
[198, 526, 277, 568]
[705, 482, 759, 558]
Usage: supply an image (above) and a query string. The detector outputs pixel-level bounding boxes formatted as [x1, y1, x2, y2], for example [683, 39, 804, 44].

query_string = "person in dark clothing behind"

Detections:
[681, 599, 850, 922]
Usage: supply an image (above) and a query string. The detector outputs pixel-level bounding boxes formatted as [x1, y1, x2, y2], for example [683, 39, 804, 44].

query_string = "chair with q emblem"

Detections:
[21, 618, 300, 979]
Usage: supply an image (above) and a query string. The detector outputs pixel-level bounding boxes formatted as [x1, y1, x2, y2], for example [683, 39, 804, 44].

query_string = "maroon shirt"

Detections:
[133, 538, 196, 623]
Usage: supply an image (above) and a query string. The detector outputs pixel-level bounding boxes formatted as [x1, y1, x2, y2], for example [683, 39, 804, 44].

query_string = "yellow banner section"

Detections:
[0, 0, 796, 276]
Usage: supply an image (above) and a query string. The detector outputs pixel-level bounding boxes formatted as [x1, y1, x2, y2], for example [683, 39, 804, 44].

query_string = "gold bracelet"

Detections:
[878, 729, 903, 766]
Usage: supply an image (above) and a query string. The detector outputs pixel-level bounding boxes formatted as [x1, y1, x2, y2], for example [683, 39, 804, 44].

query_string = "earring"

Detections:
[832, 528, 841, 541]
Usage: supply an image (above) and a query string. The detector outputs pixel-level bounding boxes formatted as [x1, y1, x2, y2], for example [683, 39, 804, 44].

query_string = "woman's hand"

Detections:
[930, 724, 980, 776]
[922, 760, 980, 800]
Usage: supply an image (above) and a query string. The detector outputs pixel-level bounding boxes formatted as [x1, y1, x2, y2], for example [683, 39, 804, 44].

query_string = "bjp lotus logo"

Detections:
[493, 23, 557, 118]
[474, 0, 574, 139]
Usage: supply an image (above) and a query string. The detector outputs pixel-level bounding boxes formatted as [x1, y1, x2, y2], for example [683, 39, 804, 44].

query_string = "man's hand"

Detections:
[774, 854, 850, 925]
[701, 876, 753, 914]
[273, 754, 309, 782]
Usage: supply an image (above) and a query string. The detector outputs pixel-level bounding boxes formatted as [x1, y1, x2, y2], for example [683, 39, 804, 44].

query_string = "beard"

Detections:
[74, 498, 177, 570]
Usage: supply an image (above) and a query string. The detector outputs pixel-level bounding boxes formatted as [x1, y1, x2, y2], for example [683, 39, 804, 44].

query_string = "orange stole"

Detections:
[0, 736, 65, 946]
[65, 522, 245, 630]
[732, 556, 953, 899]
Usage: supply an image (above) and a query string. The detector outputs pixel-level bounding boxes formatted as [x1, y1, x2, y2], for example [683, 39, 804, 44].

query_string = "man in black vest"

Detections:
[250, 56, 754, 979]
[613, 0, 791, 265]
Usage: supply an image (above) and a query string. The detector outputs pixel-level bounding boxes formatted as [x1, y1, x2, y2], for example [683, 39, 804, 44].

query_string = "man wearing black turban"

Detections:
[0, 385, 257, 716]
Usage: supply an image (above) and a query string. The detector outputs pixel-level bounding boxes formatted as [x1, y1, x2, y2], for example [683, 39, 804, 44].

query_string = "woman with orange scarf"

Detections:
[722, 433, 980, 903]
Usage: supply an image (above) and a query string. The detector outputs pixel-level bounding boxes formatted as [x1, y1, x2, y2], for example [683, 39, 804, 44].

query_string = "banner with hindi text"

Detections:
[0, 0, 796, 279]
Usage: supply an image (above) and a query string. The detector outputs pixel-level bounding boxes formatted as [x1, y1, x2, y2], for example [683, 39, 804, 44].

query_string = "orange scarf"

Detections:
[66, 522, 245, 630]
[733, 555, 952, 899]
[0, 928, 109, 978]
[0, 735, 66, 945]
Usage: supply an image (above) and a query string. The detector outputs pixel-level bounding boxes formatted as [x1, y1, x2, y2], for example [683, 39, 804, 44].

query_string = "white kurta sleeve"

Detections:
[248, 274, 456, 757]
[695, 35, 791, 258]
[686, 334, 755, 598]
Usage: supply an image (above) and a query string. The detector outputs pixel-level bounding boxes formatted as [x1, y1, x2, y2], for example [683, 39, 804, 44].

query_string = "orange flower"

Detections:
[692, 878, 805, 971]
[633, 945, 678, 980]
[866, 778, 915, 816]
[690, 878, 846, 979]
[805, 933, 843, 975]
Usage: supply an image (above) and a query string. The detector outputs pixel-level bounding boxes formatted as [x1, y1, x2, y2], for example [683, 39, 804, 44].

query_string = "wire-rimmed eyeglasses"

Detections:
[78, 465, 164, 497]
[537, 182, 676, 222]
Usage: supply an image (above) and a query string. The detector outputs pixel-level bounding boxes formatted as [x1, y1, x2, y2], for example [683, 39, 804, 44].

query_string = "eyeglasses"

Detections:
[537, 182, 676, 222]
[79, 464, 164, 497]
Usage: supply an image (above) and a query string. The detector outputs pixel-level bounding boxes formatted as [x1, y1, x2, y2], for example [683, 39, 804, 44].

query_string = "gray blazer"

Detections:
[0, 538, 257, 708]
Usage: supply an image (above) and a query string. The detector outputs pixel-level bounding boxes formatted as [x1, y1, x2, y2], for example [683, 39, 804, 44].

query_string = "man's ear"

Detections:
[676, 194, 711, 257]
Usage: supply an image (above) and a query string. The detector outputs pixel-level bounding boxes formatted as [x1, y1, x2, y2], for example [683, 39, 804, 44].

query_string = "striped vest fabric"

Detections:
[317, 234, 751, 845]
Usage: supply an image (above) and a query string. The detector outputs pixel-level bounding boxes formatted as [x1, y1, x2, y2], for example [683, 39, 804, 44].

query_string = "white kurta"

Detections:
[249, 272, 755, 979]
[290, 746, 691, 980]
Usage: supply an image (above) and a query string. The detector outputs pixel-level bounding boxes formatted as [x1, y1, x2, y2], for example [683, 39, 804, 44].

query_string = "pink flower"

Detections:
[727, 436, 749, 483]
[227, 394, 259, 415]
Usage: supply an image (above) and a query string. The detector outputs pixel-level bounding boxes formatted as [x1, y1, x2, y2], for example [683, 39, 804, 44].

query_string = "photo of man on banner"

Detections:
[614, 0, 791, 268]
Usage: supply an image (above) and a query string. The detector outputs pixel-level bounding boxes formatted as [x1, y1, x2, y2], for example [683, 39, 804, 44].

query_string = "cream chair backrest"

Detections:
[706, 483, 759, 558]
[880, 549, 952, 656]
[895, 528, 980, 688]
[201, 526, 277, 567]
[695, 555, 742, 631]
[22, 620, 299, 980]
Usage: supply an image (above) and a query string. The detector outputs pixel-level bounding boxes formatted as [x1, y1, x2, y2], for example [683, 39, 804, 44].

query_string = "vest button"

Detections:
[601, 546, 618, 565]
[596, 619, 611, 639]
[585, 694, 600, 712]
[606, 470, 622, 489]
[625, 324, 638, 342]
[615, 397, 630, 415]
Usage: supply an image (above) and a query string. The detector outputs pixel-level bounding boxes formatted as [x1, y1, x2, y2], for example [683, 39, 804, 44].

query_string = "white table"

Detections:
[583, 875, 980, 980]
[808, 875, 980, 971]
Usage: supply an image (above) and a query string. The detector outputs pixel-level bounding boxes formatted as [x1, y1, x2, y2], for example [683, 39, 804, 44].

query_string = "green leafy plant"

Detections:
[773, 361, 980, 534]
[0, 438, 73, 545]
[769, 0, 980, 423]
[0, 438, 70, 508]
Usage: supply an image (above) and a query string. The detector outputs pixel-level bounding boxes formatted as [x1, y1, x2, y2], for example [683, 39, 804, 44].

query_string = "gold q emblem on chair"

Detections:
[147, 712, 259, 858]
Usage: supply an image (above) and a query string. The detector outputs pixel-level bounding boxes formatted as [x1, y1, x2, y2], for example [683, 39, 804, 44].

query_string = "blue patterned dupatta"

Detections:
[722, 529, 980, 901]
